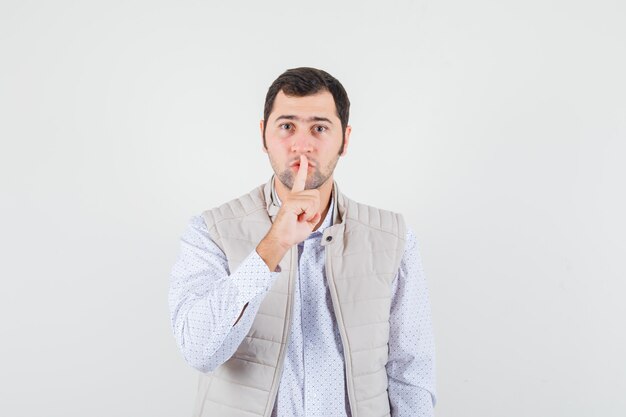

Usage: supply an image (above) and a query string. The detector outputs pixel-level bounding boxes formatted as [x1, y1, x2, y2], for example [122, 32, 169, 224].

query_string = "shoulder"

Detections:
[401, 225, 426, 267]
[341, 194, 407, 239]
[177, 214, 223, 254]
[404, 225, 419, 254]
[200, 183, 267, 231]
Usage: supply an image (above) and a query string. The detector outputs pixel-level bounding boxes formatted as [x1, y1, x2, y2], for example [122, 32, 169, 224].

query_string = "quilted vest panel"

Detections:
[193, 175, 406, 417]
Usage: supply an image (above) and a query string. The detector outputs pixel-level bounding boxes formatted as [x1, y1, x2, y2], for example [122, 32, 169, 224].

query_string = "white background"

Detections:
[1, 1, 625, 416]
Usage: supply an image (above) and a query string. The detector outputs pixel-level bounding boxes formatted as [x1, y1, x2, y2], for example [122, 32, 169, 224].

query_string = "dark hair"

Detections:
[262, 67, 350, 154]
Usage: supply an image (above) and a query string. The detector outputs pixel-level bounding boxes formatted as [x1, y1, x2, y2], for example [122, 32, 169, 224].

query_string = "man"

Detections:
[169, 67, 436, 417]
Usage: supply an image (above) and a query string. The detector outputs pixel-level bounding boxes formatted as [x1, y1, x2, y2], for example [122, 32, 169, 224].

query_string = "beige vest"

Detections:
[193, 175, 406, 417]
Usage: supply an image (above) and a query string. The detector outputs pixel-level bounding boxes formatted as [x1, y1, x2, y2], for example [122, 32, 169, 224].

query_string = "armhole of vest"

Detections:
[197, 184, 267, 261]
[200, 209, 225, 252]
[395, 212, 407, 274]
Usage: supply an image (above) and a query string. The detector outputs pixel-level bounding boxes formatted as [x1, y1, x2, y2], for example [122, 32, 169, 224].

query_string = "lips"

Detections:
[293, 163, 314, 169]
[291, 160, 315, 167]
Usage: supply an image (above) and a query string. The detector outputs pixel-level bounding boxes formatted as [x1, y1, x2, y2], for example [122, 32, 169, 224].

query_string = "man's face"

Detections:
[261, 89, 351, 190]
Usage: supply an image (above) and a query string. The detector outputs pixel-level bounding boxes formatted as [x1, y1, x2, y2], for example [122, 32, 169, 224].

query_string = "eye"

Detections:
[314, 125, 328, 133]
[279, 123, 292, 130]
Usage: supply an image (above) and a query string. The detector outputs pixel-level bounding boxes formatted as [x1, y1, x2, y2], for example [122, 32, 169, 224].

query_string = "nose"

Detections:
[290, 131, 315, 154]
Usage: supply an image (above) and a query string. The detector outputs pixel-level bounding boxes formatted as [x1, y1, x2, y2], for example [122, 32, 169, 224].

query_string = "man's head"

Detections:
[260, 67, 351, 191]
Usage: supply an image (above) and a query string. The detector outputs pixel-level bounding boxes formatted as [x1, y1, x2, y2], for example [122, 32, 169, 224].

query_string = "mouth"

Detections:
[291, 163, 314, 170]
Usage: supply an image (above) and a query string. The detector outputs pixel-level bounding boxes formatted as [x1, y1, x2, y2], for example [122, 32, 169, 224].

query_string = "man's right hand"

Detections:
[256, 154, 321, 271]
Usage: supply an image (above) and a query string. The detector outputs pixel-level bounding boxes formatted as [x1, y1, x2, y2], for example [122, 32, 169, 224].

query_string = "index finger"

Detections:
[291, 154, 308, 193]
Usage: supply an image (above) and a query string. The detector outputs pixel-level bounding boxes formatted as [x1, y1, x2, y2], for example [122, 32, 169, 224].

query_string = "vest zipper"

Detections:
[265, 245, 298, 416]
[324, 242, 358, 417]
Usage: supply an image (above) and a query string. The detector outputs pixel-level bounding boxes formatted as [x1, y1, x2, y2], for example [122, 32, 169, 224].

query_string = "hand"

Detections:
[266, 154, 321, 250]
[255, 154, 321, 274]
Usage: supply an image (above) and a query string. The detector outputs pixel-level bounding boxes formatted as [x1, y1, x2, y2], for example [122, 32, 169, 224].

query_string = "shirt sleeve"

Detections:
[386, 227, 437, 416]
[168, 215, 282, 373]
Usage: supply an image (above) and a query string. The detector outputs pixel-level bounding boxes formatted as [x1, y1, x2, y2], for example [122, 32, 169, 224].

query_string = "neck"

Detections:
[274, 175, 334, 231]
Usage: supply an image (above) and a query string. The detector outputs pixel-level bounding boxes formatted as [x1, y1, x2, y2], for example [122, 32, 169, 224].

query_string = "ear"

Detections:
[340, 125, 352, 157]
[260, 119, 267, 154]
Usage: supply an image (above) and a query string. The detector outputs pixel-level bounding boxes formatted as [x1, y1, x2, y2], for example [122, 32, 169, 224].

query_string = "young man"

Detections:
[169, 67, 436, 417]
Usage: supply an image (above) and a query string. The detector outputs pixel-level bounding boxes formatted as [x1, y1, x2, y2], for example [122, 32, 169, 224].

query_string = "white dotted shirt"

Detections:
[169, 191, 437, 416]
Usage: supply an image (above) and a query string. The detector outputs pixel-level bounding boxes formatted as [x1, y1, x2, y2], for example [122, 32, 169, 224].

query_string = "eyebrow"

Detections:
[274, 115, 334, 124]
